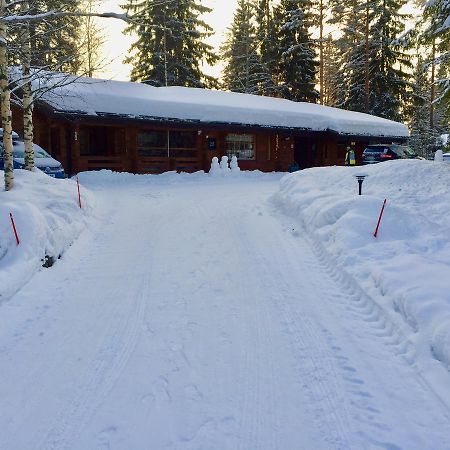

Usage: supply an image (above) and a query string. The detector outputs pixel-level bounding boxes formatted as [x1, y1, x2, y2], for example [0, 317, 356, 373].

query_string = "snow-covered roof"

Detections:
[36, 74, 409, 139]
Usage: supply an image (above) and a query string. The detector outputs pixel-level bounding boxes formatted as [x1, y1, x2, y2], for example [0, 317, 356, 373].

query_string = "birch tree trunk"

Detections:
[0, 0, 14, 190]
[21, 0, 34, 171]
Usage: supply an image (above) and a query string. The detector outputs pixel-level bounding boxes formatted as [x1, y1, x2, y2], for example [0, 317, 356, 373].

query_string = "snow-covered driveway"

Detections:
[1, 173, 450, 450]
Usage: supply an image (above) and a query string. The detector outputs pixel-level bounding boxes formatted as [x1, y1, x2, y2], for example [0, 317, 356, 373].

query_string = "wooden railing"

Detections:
[136, 156, 201, 174]
[77, 156, 125, 173]
[136, 157, 171, 174]
[74, 155, 202, 175]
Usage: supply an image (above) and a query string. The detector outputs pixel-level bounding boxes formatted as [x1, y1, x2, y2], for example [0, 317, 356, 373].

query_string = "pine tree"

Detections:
[322, 35, 343, 106]
[330, 0, 410, 120]
[254, 0, 279, 95]
[275, 0, 319, 102]
[423, 0, 450, 125]
[221, 0, 261, 94]
[368, 0, 411, 121]
[330, 0, 370, 112]
[123, 0, 217, 88]
[311, 0, 329, 104]
[29, 0, 82, 73]
[408, 53, 436, 158]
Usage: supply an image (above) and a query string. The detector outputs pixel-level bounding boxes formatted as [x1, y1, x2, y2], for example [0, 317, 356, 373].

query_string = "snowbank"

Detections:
[0, 169, 93, 301]
[77, 168, 277, 189]
[274, 159, 450, 370]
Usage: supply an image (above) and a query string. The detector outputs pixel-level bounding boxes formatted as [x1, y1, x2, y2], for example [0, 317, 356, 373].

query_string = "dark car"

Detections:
[0, 132, 66, 178]
[362, 144, 417, 165]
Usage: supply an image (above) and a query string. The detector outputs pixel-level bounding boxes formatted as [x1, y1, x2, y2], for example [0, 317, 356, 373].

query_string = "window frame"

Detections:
[137, 129, 198, 158]
[225, 133, 256, 161]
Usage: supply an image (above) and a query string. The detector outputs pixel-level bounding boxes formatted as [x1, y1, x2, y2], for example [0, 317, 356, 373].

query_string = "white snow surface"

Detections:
[0, 169, 93, 301]
[1, 165, 450, 449]
[36, 73, 408, 138]
[275, 159, 450, 373]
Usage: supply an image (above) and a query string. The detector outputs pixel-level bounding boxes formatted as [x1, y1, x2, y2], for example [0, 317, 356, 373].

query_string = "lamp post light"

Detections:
[354, 174, 368, 195]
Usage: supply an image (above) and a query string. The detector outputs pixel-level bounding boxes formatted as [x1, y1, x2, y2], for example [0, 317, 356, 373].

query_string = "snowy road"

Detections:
[1, 174, 450, 450]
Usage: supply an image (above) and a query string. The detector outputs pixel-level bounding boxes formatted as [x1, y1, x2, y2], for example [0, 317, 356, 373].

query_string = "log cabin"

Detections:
[11, 73, 409, 176]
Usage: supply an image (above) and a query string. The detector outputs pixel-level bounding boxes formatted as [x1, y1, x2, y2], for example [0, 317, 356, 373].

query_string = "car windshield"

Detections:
[364, 146, 389, 153]
[402, 147, 416, 157]
[1, 140, 51, 159]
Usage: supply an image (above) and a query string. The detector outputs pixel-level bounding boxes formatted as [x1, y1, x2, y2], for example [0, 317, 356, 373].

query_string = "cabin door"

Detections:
[294, 137, 316, 169]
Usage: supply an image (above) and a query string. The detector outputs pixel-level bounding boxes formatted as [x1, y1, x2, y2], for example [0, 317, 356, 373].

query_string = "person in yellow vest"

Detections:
[345, 146, 356, 166]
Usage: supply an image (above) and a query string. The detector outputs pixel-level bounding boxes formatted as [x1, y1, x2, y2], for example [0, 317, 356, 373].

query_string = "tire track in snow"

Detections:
[233, 208, 357, 448]
[40, 277, 148, 450]
[204, 210, 281, 450]
[300, 222, 450, 420]
[36, 192, 161, 450]
[267, 207, 450, 447]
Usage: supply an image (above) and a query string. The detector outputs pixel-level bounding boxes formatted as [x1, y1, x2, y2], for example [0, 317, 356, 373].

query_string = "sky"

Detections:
[97, 0, 238, 81]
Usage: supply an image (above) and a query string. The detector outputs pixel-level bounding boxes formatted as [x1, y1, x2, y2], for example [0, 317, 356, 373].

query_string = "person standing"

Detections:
[345, 146, 356, 166]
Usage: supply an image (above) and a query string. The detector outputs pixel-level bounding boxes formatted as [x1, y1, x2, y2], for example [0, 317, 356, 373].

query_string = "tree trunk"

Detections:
[21, 0, 35, 171]
[0, 0, 14, 190]
[319, 0, 324, 105]
[430, 38, 436, 130]
[365, 2, 370, 113]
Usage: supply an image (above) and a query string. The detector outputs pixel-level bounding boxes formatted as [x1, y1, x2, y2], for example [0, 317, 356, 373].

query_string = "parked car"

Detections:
[0, 132, 65, 178]
[443, 153, 450, 163]
[361, 144, 418, 165]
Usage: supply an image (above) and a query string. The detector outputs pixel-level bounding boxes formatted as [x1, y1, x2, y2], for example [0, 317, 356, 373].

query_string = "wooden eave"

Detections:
[35, 100, 408, 143]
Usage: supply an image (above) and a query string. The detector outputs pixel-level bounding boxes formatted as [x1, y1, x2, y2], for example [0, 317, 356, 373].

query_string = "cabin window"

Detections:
[225, 133, 255, 160]
[137, 130, 197, 158]
[137, 130, 168, 157]
[169, 131, 197, 158]
[79, 126, 122, 156]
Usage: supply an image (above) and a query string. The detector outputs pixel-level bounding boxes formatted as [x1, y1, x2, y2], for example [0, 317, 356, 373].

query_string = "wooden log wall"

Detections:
[9, 106, 381, 175]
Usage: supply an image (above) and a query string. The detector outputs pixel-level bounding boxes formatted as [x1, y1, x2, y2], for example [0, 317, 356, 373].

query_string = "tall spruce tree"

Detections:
[330, 0, 371, 112]
[221, 0, 261, 94]
[368, 0, 411, 121]
[275, 0, 318, 102]
[254, 0, 279, 95]
[330, 0, 410, 120]
[27, 0, 82, 73]
[322, 35, 343, 107]
[423, 0, 450, 124]
[408, 53, 436, 158]
[123, 0, 217, 88]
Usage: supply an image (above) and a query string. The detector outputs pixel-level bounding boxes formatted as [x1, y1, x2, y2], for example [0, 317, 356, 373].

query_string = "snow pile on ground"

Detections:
[274, 159, 450, 370]
[0, 169, 93, 301]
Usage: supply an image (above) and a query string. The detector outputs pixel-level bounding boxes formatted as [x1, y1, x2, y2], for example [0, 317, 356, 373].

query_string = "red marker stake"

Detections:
[76, 175, 82, 209]
[374, 199, 387, 238]
[10, 213, 20, 245]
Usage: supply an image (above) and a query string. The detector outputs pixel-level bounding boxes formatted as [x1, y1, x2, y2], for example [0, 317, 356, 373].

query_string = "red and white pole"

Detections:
[76, 175, 82, 209]
[9, 212, 20, 245]
[374, 199, 387, 238]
